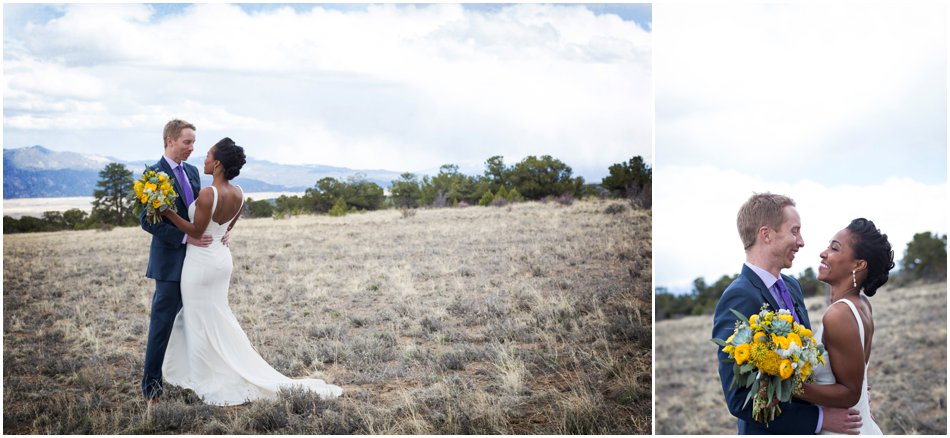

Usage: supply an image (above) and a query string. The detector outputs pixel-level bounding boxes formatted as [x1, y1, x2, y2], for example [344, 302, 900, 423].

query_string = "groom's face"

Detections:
[166, 128, 196, 163]
[770, 206, 804, 270]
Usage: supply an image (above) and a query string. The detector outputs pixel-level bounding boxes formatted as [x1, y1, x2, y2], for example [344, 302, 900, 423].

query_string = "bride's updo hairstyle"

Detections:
[847, 218, 895, 297]
[212, 137, 246, 181]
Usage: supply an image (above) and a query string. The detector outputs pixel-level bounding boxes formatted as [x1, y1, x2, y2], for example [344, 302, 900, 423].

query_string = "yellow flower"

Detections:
[734, 344, 751, 365]
[799, 327, 813, 338]
[787, 333, 803, 348]
[779, 360, 794, 379]
[771, 334, 791, 350]
[751, 345, 782, 375]
[723, 345, 735, 355]
[754, 331, 768, 342]
[779, 314, 794, 323]
[145, 182, 157, 192]
[800, 362, 812, 379]
[158, 174, 167, 182]
[749, 314, 759, 326]
[151, 198, 162, 209]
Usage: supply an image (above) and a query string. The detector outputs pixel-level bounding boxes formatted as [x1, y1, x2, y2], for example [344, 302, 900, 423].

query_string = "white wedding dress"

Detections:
[163, 186, 343, 405]
[813, 298, 881, 434]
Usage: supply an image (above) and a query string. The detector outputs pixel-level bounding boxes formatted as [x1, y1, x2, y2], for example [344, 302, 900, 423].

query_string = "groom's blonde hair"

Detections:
[737, 193, 796, 250]
[163, 119, 196, 148]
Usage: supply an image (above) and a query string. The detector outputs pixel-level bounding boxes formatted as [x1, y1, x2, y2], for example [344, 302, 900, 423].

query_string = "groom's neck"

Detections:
[745, 251, 782, 279]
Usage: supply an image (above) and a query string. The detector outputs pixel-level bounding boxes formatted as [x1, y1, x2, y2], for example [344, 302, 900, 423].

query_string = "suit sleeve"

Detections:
[140, 203, 186, 246]
[713, 285, 820, 434]
[139, 164, 186, 246]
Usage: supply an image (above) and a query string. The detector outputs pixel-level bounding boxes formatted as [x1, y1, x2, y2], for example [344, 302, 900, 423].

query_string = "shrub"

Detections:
[555, 193, 575, 206]
[604, 203, 627, 214]
[478, 191, 495, 207]
[244, 198, 274, 218]
[507, 188, 524, 203]
[328, 197, 349, 217]
[495, 185, 509, 201]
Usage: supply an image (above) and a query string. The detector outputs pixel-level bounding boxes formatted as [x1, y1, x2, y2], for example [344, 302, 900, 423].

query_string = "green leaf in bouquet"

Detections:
[775, 375, 785, 402]
[711, 338, 728, 347]
[739, 363, 755, 374]
[729, 364, 748, 389]
[729, 308, 748, 322]
[767, 376, 775, 402]
[745, 370, 755, 387]
[781, 379, 793, 402]
[742, 378, 760, 410]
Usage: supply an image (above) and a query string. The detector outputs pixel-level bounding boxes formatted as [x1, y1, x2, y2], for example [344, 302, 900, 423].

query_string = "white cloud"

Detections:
[653, 2, 947, 292]
[4, 4, 651, 177]
[654, 165, 947, 291]
[655, 2, 946, 185]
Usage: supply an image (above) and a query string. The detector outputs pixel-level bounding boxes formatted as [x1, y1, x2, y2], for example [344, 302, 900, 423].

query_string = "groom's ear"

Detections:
[757, 226, 771, 244]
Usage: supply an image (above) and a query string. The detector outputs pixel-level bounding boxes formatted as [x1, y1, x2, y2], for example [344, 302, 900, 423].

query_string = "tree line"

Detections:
[4, 154, 650, 233]
[656, 231, 948, 320]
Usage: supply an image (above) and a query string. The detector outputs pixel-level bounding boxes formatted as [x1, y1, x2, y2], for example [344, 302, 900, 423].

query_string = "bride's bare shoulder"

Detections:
[820, 301, 859, 329]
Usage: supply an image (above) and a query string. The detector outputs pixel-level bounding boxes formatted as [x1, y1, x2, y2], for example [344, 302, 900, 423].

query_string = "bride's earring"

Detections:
[852, 270, 857, 288]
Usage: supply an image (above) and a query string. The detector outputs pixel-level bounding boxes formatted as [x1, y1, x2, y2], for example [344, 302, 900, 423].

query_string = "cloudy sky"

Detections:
[654, 2, 947, 292]
[3, 2, 652, 180]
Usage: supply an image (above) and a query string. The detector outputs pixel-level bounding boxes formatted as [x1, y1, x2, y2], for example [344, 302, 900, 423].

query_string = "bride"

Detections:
[796, 218, 893, 434]
[159, 137, 343, 405]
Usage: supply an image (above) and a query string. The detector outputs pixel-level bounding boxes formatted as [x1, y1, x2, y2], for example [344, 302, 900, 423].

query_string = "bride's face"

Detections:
[203, 147, 218, 175]
[818, 229, 858, 284]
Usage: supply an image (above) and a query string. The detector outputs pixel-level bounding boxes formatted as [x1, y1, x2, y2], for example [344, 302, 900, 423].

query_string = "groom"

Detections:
[140, 119, 208, 401]
[712, 193, 862, 434]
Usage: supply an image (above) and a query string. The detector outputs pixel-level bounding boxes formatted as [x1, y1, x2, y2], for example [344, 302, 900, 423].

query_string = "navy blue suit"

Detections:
[140, 157, 200, 399]
[712, 264, 818, 434]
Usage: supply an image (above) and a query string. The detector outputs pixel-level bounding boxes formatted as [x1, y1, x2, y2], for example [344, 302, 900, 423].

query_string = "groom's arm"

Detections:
[713, 285, 821, 434]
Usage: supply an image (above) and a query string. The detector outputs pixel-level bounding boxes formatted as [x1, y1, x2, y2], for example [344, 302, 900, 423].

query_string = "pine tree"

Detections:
[92, 162, 135, 226]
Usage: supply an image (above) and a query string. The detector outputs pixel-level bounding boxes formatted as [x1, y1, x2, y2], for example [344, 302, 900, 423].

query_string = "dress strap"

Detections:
[209, 185, 219, 216]
[225, 185, 244, 227]
[832, 299, 865, 352]
[235, 185, 245, 211]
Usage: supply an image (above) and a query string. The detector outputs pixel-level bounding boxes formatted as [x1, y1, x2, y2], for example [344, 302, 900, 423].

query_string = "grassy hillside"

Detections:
[655, 281, 947, 434]
[3, 199, 651, 434]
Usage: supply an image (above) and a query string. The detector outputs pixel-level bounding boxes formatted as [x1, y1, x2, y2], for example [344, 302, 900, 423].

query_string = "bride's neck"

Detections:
[830, 284, 860, 302]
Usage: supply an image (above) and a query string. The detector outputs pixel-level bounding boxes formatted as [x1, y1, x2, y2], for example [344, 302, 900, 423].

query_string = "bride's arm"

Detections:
[160, 187, 214, 240]
[796, 304, 866, 408]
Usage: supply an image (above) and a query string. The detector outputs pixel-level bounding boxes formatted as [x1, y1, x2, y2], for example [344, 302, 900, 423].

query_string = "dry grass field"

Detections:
[3, 199, 651, 434]
[656, 281, 947, 435]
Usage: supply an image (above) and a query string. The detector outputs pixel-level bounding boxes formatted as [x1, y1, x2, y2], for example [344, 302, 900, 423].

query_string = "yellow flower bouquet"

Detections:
[133, 166, 179, 225]
[712, 304, 826, 424]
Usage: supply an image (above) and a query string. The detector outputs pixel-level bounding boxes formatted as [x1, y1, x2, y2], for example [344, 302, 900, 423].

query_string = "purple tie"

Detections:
[775, 278, 800, 324]
[174, 164, 194, 208]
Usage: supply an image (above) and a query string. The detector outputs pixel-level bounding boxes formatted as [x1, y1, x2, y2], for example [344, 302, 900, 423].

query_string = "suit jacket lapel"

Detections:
[157, 157, 190, 219]
[741, 264, 781, 313]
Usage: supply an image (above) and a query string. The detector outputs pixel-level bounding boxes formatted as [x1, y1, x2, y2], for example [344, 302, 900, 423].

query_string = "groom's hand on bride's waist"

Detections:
[221, 230, 230, 247]
[188, 234, 214, 248]
[821, 407, 861, 435]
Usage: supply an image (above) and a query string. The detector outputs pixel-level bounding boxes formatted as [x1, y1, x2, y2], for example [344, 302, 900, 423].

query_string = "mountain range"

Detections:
[3, 146, 407, 199]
